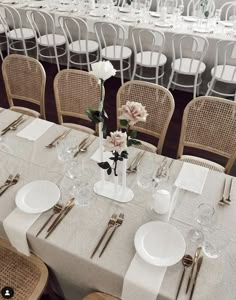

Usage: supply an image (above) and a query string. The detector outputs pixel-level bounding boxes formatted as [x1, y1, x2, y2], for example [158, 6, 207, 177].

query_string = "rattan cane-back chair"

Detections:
[2, 54, 46, 118]
[177, 96, 236, 173]
[0, 238, 48, 300]
[116, 80, 175, 154]
[54, 69, 101, 134]
[83, 292, 120, 300]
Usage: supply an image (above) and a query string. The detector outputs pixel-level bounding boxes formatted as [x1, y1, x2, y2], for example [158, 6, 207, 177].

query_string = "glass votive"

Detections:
[152, 189, 171, 214]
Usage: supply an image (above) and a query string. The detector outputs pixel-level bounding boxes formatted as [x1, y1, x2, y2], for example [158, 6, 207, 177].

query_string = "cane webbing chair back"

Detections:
[2, 54, 46, 118]
[54, 69, 101, 133]
[117, 80, 175, 154]
[177, 96, 236, 173]
[0, 239, 48, 300]
[83, 292, 120, 300]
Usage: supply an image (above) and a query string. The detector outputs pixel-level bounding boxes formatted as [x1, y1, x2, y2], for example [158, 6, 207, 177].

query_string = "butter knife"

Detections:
[45, 200, 75, 239]
[186, 247, 202, 293]
[73, 135, 90, 157]
[189, 256, 203, 300]
[47, 198, 74, 232]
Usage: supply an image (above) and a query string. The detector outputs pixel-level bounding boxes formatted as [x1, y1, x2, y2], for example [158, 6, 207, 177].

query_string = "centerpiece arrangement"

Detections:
[87, 61, 148, 202]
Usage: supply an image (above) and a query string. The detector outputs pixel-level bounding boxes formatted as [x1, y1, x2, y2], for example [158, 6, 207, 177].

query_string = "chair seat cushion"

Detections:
[172, 58, 206, 74]
[7, 28, 35, 40]
[136, 51, 167, 67]
[180, 155, 225, 173]
[62, 123, 95, 135]
[37, 34, 66, 47]
[101, 45, 132, 60]
[69, 40, 99, 54]
[211, 65, 236, 83]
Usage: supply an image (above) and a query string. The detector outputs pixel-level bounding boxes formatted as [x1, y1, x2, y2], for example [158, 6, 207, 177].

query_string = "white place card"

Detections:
[16, 118, 53, 141]
[174, 162, 209, 194]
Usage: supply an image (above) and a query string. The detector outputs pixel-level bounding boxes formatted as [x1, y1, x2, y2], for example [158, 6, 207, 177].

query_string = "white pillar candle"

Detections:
[153, 189, 170, 215]
[122, 159, 127, 192]
[98, 122, 105, 183]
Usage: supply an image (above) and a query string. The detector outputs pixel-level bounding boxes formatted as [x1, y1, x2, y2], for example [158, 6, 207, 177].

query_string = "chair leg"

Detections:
[193, 74, 198, 98]
[120, 59, 124, 85]
[160, 66, 164, 86]
[54, 46, 60, 72]
[128, 56, 131, 80]
[132, 60, 137, 80]
[0, 49, 3, 60]
[206, 77, 216, 96]
[167, 70, 174, 90]
[86, 52, 91, 71]
[155, 67, 159, 85]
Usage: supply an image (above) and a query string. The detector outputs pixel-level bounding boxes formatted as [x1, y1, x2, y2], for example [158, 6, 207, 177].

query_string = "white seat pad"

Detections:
[37, 34, 66, 47]
[101, 45, 132, 60]
[69, 40, 98, 54]
[172, 58, 206, 74]
[211, 65, 236, 83]
[136, 51, 167, 67]
[7, 28, 34, 40]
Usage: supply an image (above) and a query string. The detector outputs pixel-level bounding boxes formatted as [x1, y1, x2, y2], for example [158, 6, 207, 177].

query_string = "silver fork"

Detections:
[130, 151, 145, 173]
[126, 152, 142, 174]
[90, 213, 117, 258]
[0, 174, 20, 196]
[0, 175, 13, 191]
[99, 213, 124, 257]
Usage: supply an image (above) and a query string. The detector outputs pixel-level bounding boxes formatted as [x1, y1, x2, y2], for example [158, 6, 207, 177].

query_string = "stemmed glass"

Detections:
[189, 203, 215, 244]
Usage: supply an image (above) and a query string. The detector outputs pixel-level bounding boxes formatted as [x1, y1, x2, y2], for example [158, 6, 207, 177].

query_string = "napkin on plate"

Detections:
[3, 208, 41, 256]
[16, 118, 53, 142]
[174, 162, 209, 194]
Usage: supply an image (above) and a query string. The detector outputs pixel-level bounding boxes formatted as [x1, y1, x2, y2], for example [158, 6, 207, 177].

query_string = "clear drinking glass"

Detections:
[189, 203, 215, 244]
[56, 136, 77, 162]
[203, 226, 230, 258]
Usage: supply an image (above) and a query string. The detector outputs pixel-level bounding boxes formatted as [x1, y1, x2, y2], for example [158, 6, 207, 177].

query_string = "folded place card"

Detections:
[174, 162, 209, 194]
[16, 118, 53, 141]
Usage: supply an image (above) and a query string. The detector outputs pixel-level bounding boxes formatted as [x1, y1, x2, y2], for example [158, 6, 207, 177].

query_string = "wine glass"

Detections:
[189, 203, 215, 244]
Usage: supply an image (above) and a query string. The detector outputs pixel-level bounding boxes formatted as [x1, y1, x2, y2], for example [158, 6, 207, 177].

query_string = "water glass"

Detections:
[137, 167, 154, 189]
[56, 136, 77, 162]
[72, 181, 92, 206]
[203, 226, 230, 258]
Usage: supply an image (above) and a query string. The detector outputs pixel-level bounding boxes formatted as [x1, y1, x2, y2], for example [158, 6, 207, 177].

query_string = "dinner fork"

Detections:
[99, 213, 124, 257]
[90, 213, 117, 259]
[126, 152, 142, 174]
[0, 175, 13, 191]
[45, 129, 72, 149]
[0, 174, 20, 196]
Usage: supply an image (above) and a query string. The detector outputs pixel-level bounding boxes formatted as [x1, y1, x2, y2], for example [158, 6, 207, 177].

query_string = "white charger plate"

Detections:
[183, 16, 198, 22]
[122, 17, 136, 23]
[28, 2, 46, 8]
[134, 221, 186, 266]
[89, 10, 104, 17]
[155, 22, 172, 28]
[119, 7, 130, 13]
[193, 28, 212, 33]
[150, 11, 160, 18]
[16, 180, 60, 214]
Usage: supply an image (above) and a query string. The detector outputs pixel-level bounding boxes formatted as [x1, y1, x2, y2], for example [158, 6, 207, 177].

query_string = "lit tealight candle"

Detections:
[153, 189, 171, 215]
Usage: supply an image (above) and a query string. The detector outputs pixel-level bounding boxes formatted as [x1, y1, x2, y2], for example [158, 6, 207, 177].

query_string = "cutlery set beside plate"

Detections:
[218, 177, 233, 206]
[0, 115, 26, 136]
[0, 174, 20, 196]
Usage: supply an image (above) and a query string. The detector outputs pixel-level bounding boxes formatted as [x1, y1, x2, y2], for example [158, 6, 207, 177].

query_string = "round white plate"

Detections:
[155, 22, 172, 28]
[28, 2, 46, 8]
[119, 7, 130, 13]
[16, 180, 60, 214]
[89, 10, 104, 17]
[150, 11, 160, 18]
[57, 6, 72, 12]
[134, 221, 186, 266]
[1, 0, 18, 3]
[183, 16, 198, 22]
[122, 17, 136, 23]
[194, 28, 212, 33]
[220, 21, 233, 27]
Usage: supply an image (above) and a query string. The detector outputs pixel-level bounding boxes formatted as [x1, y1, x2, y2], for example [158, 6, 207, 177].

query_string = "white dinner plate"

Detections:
[122, 17, 136, 23]
[134, 221, 186, 266]
[193, 28, 213, 33]
[150, 11, 160, 18]
[15, 180, 60, 214]
[89, 10, 105, 17]
[1, 0, 18, 3]
[119, 7, 130, 13]
[28, 2, 46, 8]
[57, 6, 72, 12]
[183, 16, 198, 22]
[155, 22, 172, 28]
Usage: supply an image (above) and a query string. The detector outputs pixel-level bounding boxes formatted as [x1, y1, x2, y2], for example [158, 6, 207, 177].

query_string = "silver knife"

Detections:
[186, 247, 202, 293]
[189, 256, 203, 300]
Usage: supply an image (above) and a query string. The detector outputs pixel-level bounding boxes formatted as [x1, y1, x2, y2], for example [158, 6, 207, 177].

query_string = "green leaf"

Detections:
[130, 130, 137, 139]
[121, 150, 128, 159]
[87, 108, 104, 124]
[98, 161, 110, 170]
[127, 140, 133, 147]
[204, 11, 209, 18]
[118, 157, 123, 161]
[131, 139, 142, 145]
[120, 119, 128, 127]
[107, 167, 112, 175]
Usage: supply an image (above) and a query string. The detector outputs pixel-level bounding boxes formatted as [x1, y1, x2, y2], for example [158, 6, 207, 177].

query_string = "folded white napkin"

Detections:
[3, 208, 41, 256]
[122, 187, 180, 300]
[174, 162, 209, 194]
[16, 118, 53, 142]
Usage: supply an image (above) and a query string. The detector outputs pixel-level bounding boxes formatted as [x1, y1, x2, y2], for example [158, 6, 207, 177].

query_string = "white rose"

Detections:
[90, 61, 116, 81]
[104, 130, 127, 153]
[119, 101, 148, 126]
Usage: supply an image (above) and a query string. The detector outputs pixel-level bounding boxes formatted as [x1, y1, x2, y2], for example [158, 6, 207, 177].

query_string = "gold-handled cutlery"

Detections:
[0, 174, 20, 196]
[0, 175, 13, 191]
[175, 255, 193, 300]
[36, 203, 63, 237]
[131, 151, 145, 173]
[47, 198, 74, 233]
[186, 247, 202, 293]
[73, 135, 90, 158]
[0, 115, 24, 136]
[45, 199, 75, 239]
[219, 177, 232, 206]
[126, 152, 142, 174]
[45, 128, 72, 149]
[99, 213, 124, 258]
[80, 136, 96, 153]
[224, 177, 233, 205]
[90, 213, 117, 259]
[152, 157, 168, 182]
[189, 256, 203, 300]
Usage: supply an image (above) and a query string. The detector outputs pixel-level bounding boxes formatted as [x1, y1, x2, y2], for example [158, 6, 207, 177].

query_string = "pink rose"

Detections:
[119, 101, 148, 126]
[104, 131, 127, 153]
